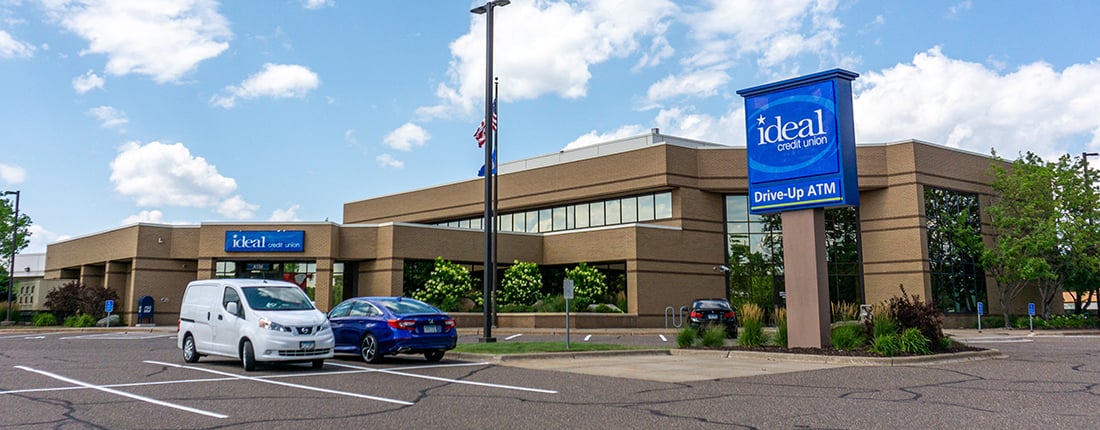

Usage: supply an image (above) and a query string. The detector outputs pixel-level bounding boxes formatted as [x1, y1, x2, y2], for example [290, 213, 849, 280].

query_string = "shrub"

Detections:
[63, 314, 96, 328]
[676, 327, 699, 348]
[831, 324, 866, 350]
[498, 261, 544, 306]
[738, 303, 769, 347]
[565, 262, 608, 306]
[32, 312, 58, 327]
[0, 301, 18, 320]
[592, 304, 622, 313]
[774, 307, 788, 347]
[534, 295, 567, 312]
[870, 334, 902, 356]
[412, 257, 475, 311]
[886, 284, 946, 350]
[870, 308, 897, 339]
[45, 280, 119, 320]
[898, 327, 932, 355]
[498, 303, 534, 313]
[701, 325, 727, 347]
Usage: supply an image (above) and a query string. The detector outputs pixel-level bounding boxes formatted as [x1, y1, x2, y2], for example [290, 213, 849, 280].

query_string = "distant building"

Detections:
[44, 132, 1024, 327]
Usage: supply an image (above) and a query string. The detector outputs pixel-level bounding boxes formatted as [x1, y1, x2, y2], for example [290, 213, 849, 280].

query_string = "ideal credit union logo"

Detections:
[746, 80, 841, 184]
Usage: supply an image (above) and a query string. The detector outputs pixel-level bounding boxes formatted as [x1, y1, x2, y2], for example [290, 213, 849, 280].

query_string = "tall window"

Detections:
[925, 186, 986, 313]
[724, 195, 862, 309]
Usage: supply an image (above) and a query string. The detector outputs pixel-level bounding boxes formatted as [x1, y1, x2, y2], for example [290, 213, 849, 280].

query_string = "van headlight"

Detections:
[258, 318, 291, 333]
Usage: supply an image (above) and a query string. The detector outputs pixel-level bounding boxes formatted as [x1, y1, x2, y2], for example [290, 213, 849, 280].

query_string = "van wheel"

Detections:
[361, 334, 383, 364]
[424, 351, 445, 362]
[311, 359, 324, 369]
[181, 335, 200, 363]
[242, 340, 257, 371]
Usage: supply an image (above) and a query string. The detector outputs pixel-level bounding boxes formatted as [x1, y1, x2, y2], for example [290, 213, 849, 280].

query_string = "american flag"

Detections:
[474, 98, 497, 148]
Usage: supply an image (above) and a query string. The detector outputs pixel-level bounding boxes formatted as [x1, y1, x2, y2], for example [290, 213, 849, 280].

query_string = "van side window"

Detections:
[223, 287, 242, 316]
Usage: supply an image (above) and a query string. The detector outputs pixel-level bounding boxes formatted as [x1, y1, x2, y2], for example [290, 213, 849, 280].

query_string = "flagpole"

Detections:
[472, 0, 508, 343]
[492, 77, 500, 328]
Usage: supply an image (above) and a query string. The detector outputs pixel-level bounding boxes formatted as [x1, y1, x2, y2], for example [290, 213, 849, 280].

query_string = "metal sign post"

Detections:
[564, 279, 574, 350]
[977, 301, 983, 333]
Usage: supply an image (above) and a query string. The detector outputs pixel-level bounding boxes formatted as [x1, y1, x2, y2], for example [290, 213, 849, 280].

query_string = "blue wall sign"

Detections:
[225, 230, 305, 252]
[737, 69, 860, 214]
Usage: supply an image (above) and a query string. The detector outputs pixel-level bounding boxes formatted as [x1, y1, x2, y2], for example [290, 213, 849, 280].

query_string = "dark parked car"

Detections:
[688, 298, 738, 338]
[327, 297, 457, 363]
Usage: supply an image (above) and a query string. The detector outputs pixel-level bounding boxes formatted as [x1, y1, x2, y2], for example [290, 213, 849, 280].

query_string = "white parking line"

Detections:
[325, 362, 557, 394]
[14, 366, 227, 419]
[58, 333, 174, 340]
[584, 335, 592, 342]
[505, 333, 523, 340]
[145, 361, 414, 406]
[659, 334, 668, 342]
[0, 332, 68, 339]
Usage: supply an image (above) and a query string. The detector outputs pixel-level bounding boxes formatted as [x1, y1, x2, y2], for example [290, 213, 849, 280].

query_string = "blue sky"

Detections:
[2, 0, 1099, 253]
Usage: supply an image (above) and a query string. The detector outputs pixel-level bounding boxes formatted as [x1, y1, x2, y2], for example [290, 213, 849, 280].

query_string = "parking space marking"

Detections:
[659, 334, 668, 342]
[58, 333, 174, 340]
[505, 333, 523, 340]
[325, 362, 558, 394]
[0, 332, 68, 339]
[584, 335, 592, 342]
[14, 366, 228, 419]
[145, 360, 414, 406]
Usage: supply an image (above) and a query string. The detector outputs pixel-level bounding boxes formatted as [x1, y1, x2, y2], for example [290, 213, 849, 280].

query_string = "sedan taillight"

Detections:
[387, 319, 417, 331]
[724, 311, 736, 319]
[443, 318, 456, 328]
[689, 311, 703, 319]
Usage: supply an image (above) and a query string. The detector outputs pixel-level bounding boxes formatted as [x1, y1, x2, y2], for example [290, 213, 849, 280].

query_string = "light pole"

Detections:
[1083, 152, 1099, 329]
[471, 0, 508, 343]
[2, 190, 19, 324]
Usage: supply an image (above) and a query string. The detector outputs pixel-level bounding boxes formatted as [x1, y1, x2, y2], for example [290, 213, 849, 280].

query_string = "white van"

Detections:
[177, 279, 334, 371]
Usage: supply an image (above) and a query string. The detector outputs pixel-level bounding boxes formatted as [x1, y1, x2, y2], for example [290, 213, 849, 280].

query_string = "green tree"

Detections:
[565, 262, 607, 311]
[1055, 154, 1100, 316]
[0, 197, 32, 297]
[498, 261, 543, 306]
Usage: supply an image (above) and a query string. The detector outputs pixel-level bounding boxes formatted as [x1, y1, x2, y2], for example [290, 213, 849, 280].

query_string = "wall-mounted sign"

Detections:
[225, 230, 305, 252]
[737, 69, 860, 214]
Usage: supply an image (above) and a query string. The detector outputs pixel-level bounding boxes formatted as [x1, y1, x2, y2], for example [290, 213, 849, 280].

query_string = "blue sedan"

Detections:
[327, 297, 457, 363]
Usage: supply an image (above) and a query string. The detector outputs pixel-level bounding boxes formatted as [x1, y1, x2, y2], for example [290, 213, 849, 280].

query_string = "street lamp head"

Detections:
[471, 0, 509, 14]
[1, 191, 17, 196]
[1084, 152, 1099, 157]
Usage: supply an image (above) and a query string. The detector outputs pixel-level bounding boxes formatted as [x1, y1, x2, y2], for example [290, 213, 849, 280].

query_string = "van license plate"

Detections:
[422, 325, 440, 333]
[300, 341, 315, 350]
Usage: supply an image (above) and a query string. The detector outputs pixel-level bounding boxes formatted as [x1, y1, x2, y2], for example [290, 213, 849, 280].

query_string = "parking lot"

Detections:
[2, 328, 1099, 428]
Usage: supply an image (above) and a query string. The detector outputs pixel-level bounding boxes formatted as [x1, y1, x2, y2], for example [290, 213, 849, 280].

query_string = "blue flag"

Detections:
[477, 149, 497, 177]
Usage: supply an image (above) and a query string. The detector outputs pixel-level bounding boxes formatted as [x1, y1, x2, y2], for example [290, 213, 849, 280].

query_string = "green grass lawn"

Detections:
[453, 341, 649, 354]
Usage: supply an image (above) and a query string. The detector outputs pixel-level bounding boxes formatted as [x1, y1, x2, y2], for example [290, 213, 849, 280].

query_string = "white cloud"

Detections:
[854, 47, 1100, 159]
[563, 125, 647, 151]
[0, 29, 34, 58]
[211, 63, 320, 108]
[642, 67, 730, 107]
[26, 225, 69, 254]
[375, 154, 404, 169]
[683, 0, 843, 75]
[43, 0, 231, 83]
[382, 123, 430, 151]
[0, 163, 27, 184]
[269, 204, 301, 222]
[217, 195, 258, 219]
[653, 105, 744, 145]
[344, 129, 357, 145]
[72, 69, 105, 93]
[87, 105, 128, 129]
[417, 0, 678, 118]
[109, 141, 238, 208]
[121, 210, 165, 224]
[302, 0, 333, 10]
[948, 1, 973, 18]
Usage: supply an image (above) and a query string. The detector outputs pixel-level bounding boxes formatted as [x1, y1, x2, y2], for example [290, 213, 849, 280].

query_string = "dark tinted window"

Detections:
[693, 299, 732, 311]
[376, 298, 442, 315]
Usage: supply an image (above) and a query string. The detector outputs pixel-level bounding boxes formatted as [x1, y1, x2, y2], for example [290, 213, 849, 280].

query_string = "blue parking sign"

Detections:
[105, 300, 114, 313]
[977, 302, 984, 316]
[1028, 303, 1035, 316]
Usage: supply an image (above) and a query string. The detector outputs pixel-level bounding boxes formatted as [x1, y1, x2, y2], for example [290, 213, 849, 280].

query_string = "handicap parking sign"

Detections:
[105, 300, 114, 313]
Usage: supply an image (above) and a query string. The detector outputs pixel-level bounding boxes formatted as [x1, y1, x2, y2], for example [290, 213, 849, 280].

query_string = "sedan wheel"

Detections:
[182, 335, 200, 363]
[360, 334, 383, 364]
[424, 351, 445, 362]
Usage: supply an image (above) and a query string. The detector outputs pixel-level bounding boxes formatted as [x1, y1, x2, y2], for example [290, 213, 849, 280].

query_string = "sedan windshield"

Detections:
[242, 286, 314, 311]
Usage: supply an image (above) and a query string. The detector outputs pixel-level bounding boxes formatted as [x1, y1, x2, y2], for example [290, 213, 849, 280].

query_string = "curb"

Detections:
[448, 347, 1003, 366]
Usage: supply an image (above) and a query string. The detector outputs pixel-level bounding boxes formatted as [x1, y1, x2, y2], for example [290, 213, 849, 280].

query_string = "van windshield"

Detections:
[241, 286, 314, 311]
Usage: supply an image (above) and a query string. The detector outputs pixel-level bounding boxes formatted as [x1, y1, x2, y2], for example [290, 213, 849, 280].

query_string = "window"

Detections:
[525, 210, 539, 232]
[575, 203, 590, 228]
[638, 195, 655, 221]
[925, 186, 986, 313]
[553, 207, 567, 231]
[655, 192, 672, 218]
[499, 213, 512, 232]
[215, 261, 236, 278]
[621, 197, 638, 223]
[222, 287, 241, 314]
[539, 209, 553, 232]
[590, 201, 605, 226]
[606, 199, 621, 224]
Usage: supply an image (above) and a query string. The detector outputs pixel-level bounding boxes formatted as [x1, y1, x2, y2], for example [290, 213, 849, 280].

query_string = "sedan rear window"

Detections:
[693, 299, 732, 311]
[378, 299, 441, 315]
